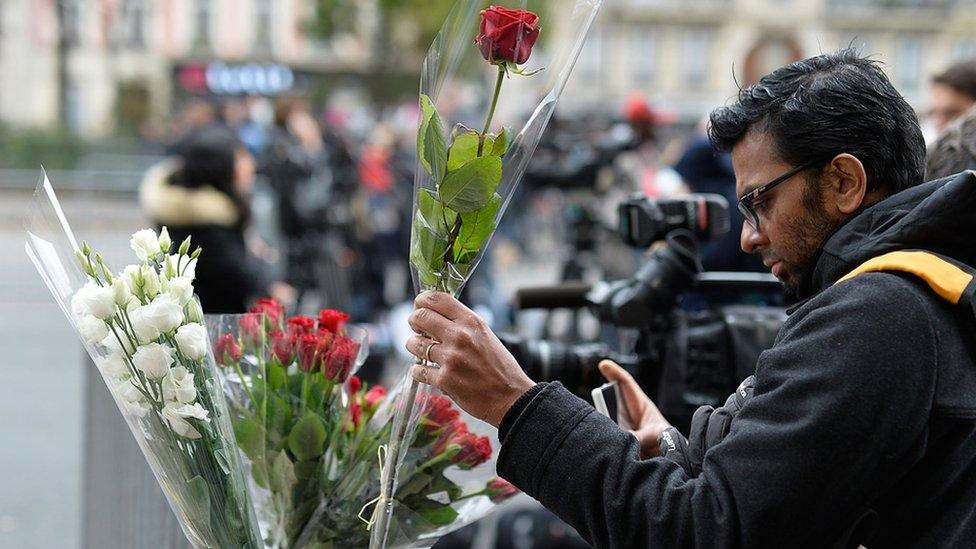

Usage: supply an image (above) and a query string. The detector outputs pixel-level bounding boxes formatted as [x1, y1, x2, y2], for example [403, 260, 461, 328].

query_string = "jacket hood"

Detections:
[139, 160, 240, 227]
[804, 170, 976, 298]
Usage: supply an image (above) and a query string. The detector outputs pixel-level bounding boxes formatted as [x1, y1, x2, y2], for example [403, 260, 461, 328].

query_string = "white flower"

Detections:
[97, 353, 130, 379]
[141, 265, 160, 299]
[111, 277, 131, 307]
[100, 332, 135, 356]
[162, 402, 210, 439]
[122, 265, 142, 295]
[116, 380, 150, 418]
[174, 323, 208, 361]
[71, 281, 117, 320]
[131, 342, 175, 380]
[130, 229, 160, 262]
[162, 366, 197, 404]
[77, 315, 110, 345]
[127, 303, 161, 344]
[186, 298, 204, 323]
[165, 254, 197, 281]
[143, 294, 185, 335]
[167, 276, 194, 306]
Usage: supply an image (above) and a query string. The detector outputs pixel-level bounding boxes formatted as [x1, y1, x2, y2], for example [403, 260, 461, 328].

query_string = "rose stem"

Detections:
[478, 63, 507, 157]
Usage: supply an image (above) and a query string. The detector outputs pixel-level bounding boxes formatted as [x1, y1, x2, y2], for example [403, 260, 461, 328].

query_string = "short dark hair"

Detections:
[932, 59, 976, 100]
[708, 48, 925, 196]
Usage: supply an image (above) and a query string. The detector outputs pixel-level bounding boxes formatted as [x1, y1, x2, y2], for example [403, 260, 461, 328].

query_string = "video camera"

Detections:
[499, 194, 787, 432]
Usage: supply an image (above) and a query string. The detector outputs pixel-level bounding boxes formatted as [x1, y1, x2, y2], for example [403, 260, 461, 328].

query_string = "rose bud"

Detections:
[347, 401, 363, 431]
[270, 330, 295, 365]
[214, 333, 242, 366]
[347, 375, 362, 397]
[318, 309, 350, 333]
[238, 313, 263, 348]
[287, 315, 316, 337]
[250, 297, 285, 326]
[452, 432, 492, 469]
[486, 477, 519, 503]
[422, 394, 461, 434]
[475, 6, 541, 65]
[297, 333, 320, 373]
[364, 386, 387, 412]
[323, 335, 359, 383]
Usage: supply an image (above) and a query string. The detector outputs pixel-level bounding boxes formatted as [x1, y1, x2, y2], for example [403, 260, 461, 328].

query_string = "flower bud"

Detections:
[186, 298, 204, 323]
[82, 241, 92, 256]
[190, 247, 202, 260]
[178, 236, 192, 256]
[141, 265, 160, 299]
[112, 277, 131, 306]
[159, 226, 172, 253]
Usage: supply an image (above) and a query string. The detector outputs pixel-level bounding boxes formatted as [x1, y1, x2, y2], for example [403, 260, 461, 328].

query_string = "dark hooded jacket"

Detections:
[496, 172, 976, 548]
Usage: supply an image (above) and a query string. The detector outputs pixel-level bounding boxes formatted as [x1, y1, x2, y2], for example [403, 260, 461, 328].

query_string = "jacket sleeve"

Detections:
[496, 273, 939, 548]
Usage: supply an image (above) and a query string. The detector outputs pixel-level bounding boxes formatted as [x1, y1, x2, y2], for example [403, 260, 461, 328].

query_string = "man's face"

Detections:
[928, 83, 975, 133]
[732, 131, 839, 296]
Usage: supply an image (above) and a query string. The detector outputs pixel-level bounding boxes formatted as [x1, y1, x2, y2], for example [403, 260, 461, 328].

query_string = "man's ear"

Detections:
[825, 153, 869, 215]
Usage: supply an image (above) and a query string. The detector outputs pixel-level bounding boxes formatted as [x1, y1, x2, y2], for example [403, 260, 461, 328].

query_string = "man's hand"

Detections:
[599, 360, 672, 458]
[406, 292, 536, 427]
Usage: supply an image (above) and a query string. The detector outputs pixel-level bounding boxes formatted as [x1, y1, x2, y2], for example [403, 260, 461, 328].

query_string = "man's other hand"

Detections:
[406, 291, 536, 427]
[599, 360, 672, 458]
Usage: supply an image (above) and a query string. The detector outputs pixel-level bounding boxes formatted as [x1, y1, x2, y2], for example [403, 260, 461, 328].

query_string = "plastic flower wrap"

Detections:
[205, 303, 371, 547]
[24, 173, 262, 548]
[373, 1, 602, 547]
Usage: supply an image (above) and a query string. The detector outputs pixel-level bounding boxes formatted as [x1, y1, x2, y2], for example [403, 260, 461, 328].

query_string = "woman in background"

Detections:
[140, 127, 295, 313]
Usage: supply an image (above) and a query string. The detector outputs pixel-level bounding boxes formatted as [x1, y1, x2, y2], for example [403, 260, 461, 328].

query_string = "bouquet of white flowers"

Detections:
[25, 173, 262, 548]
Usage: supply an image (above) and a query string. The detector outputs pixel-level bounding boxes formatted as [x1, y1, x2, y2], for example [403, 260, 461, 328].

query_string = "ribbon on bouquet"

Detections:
[359, 444, 389, 530]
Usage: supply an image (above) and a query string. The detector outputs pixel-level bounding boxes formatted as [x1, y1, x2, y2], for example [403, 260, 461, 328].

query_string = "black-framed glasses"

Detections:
[738, 159, 822, 232]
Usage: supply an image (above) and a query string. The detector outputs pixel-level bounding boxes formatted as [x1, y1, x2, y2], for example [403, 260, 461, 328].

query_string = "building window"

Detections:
[896, 36, 923, 92]
[579, 27, 603, 81]
[254, 0, 273, 51]
[62, 0, 82, 46]
[631, 26, 658, 84]
[194, 0, 212, 48]
[682, 28, 712, 88]
[121, 0, 148, 48]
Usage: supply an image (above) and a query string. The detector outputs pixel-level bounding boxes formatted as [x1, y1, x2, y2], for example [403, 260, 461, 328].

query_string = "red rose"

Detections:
[318, 309, 350, 333]
[297, 333, 320, 372]
[475, 6, 540, 65]
[250, 297, 285, 326]
[422, 394, 461, 434]
[238, 313, 263, 347]
[215, 333, 242, 366]
[432, 418, 469, 456]
[486, 477, 519, 502]
[452, 432, 492, 469]
[287, 315, 316, 337]
[323, 335, 358, 382]
[270, 330, 295, 365]
[364, 385, 387, 412]
[347, 375, 362, 396]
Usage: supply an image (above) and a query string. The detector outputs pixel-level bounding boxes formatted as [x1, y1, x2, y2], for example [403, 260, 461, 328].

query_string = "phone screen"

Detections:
[592, 382, 632, 430]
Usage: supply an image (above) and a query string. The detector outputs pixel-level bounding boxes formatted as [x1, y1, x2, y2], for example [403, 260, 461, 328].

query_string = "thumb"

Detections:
[598, 359, 646, 408]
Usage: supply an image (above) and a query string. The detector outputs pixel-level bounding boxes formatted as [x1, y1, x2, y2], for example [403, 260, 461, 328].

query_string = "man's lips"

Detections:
[764, 258, 783, 278]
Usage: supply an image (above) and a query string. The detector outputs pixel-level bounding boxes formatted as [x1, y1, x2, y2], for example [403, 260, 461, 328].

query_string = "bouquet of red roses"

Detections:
[208, 299, 518, 548]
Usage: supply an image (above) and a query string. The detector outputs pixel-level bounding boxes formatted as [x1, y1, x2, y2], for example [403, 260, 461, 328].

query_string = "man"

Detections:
[927, 104, 976, 179]
[407, 49, 976, 547]
[929, 59, 976, 134]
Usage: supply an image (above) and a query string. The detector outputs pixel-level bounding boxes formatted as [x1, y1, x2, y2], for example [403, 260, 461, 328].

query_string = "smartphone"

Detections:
[591, 382, 632, 429]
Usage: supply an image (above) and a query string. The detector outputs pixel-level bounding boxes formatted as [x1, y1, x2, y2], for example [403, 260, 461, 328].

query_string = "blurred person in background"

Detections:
[926, 104, 976, 179]
[673, 128, 765, 272]
[262, 98, 334, 301]
[927, 59, 976, 137]
[166, 96, 219, 155]
[614, 94, 684, 199]
[219, 97, 266, 158]
[140, 127, 295, 313]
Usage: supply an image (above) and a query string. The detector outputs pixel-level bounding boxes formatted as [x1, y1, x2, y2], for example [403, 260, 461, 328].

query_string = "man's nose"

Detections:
[740, 222, 765, 254]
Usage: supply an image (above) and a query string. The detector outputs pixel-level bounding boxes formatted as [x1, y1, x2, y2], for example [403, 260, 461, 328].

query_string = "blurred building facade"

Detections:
[0, 0, 379, 137]
[3, 0, 976, 137]
[559, 0, 976, 121]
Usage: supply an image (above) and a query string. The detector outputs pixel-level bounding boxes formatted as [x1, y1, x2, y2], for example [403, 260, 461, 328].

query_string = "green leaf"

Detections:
[269, 450, 297, 494]
[288, 414, 327, 461]
[185, 476, 212, 522]
[267, 361, 287, 391]
[417, 188, 457, 236]
[418, 505, 459, 526]
[418, 94, 447, 180]
[410, 211, 450, 286]
[439, 155, 503, 213]
[233, 417, 265, 461]
[491, 127, 512, 157]
[251, 461, 269, 488]
[397, 472, 432, 498]
[453, 193, 502, 263]
[447, 132, 495, 172]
